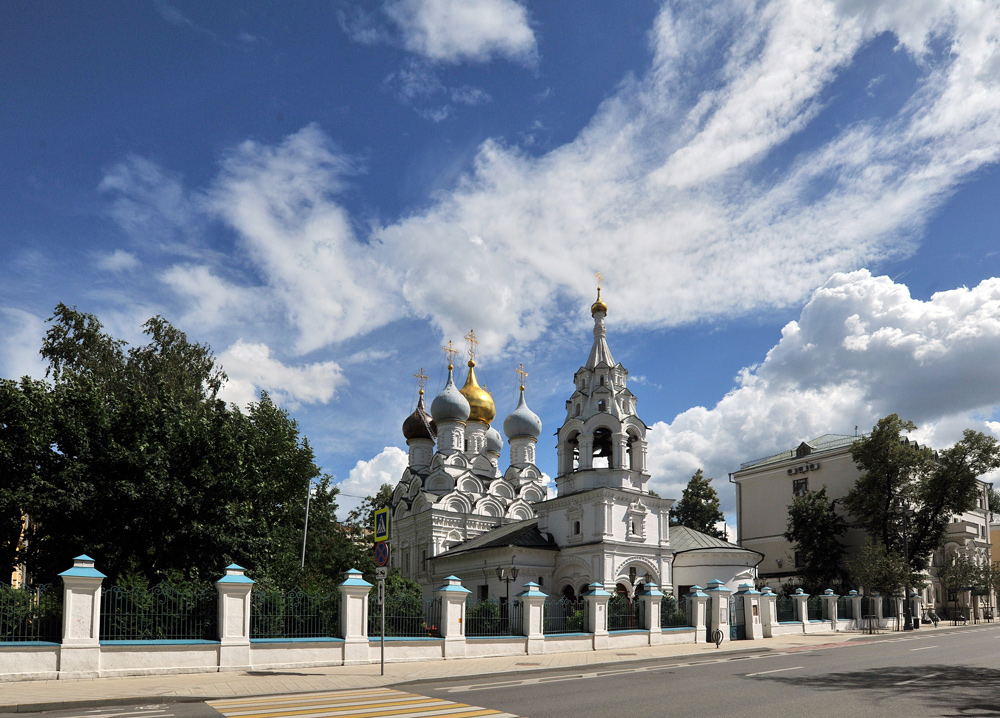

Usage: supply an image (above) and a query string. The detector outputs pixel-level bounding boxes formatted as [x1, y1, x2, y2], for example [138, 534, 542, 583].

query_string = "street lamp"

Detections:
[496, 564, 520, 606]
[894, 501, 914, 631]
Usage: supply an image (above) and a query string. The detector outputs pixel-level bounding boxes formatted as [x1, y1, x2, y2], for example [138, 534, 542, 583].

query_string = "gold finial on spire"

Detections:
[516, 362, 528, 392]
[443, 341, 459, 369]
[414, 367, 428, 395]
[591, 271, 608, 315]
[464, 328, 479, 366]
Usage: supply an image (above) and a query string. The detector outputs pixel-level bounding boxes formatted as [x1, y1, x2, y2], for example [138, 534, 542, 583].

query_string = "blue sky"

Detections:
[4, 1, 1000, 524]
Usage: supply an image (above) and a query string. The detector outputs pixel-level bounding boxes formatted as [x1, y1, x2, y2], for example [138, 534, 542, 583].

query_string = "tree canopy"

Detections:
[844, 414, 1000, 574]
[669, 469, 726, 539]
[0, 304, 333, 587]
[783, 486, 847, 590]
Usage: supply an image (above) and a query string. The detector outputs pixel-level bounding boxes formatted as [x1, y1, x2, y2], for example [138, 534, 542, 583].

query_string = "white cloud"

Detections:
[384, 0, 536, 65]
[336, 446, 409, 519]
[217, 339, 346, 409]
[95, 249, 141, 273]
[0, 308, 46, 380]
[644, 271, 1000, 508]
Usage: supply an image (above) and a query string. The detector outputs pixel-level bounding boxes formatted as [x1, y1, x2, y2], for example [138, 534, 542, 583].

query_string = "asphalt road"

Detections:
[410, 625, 1000, 718]
[17, 704, 219, 718]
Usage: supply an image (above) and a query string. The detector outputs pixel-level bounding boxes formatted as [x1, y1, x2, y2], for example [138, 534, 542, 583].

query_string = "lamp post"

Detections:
[895, 501, 914, 631]
[497, 563, 519, 630]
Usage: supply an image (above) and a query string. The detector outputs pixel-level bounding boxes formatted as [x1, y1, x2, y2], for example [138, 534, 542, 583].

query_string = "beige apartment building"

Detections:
[731, 433, 993, 616]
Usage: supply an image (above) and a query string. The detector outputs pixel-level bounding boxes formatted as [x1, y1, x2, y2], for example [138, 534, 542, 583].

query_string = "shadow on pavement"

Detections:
[758, 664, 1000, 716]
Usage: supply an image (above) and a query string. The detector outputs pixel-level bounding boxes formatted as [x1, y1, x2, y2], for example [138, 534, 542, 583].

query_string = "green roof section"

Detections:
[670, 526, 762, 557]
[738, 433, 856, 470]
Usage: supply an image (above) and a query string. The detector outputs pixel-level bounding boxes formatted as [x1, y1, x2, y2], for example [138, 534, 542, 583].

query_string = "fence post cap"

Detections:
[760, 587, 775, 595]
[217, 564, 254, 584]
[638, 582, 664, 597]
[516, 582, 547, 598]
[848, 589, 859, 596]
[59, 555, 106, 579]
[735, 583, 759, 595]
[706, 579, 731, 593]
[685, 585, 708, 597]
[340, 568, 373, 588]
[582, 582, 611, 597]
[823, 588, 836, 596]
[435, 576, 471, 593]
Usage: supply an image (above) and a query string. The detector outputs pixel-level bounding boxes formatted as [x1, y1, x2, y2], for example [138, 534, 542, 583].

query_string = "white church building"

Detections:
[389, 290, 760, 601]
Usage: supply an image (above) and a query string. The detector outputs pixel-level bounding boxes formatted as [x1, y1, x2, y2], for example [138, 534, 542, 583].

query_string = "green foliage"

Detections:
[847, 541, 911, 596]
[784, 486, 847, 589]
[1, 305, 328, 587]
[669, 469, 726, 539]
[846, 414, 1000, 573]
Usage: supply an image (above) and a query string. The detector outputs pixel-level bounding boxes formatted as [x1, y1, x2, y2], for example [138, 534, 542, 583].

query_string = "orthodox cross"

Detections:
[595, 270, 603, 290]
[516, 362, 528, 391]
[464, 329, 479, 363]
[442, 341, 459, 368]
[414, 367, 428, 395]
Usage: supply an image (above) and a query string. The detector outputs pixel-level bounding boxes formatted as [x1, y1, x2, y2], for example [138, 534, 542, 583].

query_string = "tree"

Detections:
[847, 541, 911, 597]
[784, 486, 847, 590]
[937, 553, 980, 618]
[2, 304, 325, 586]
[845, 414, 1000, 574]
[669, 469, 726, 539]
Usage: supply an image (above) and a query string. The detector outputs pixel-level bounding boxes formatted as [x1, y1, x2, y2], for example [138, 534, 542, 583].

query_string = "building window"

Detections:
[794, 551, 804, 568]
[573, 520, 581, 535]
[598, 400, 606, 412]
[600, 375, 605, 386]
[792, 478, 808, 496]
[479, 585, 488, 601]
[538, 576, 544, 586]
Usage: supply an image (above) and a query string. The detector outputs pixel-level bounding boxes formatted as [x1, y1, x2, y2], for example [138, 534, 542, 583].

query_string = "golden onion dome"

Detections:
[591, 286, 608, 316]
[459, 360, 496, 424]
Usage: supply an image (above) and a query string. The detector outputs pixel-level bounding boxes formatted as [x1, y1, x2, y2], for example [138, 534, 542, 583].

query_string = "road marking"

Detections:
[909, 645, 937, 651]
[894, 672, 941, 685]
[209, 689, 519, 718]
[745, 666, 803, 677]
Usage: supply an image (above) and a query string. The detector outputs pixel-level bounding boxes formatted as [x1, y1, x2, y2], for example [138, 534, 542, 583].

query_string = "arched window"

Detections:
[600, 375, 605, 386]
[598, 400, 606, 412]
[573, 520, 581, 535]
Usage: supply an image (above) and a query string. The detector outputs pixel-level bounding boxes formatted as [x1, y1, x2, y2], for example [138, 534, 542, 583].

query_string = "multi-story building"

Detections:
[731, 434, 992, 615]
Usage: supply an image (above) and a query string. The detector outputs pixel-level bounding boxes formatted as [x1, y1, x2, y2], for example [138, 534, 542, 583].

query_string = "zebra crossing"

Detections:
[207, 687, 521, 718]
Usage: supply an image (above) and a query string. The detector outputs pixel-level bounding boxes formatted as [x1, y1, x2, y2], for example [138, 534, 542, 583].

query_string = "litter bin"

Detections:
[912, 616, 920, 630]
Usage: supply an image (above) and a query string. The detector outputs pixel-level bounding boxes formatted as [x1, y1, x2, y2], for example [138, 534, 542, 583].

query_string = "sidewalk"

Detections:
[0, 624, 974, 713]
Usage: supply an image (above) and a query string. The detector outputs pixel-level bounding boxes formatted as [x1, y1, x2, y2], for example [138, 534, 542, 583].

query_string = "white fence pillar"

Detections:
[793, 588, 810, 631]
[583, 582, 610, 650]
[638, 582, 664, 645]
[516, 582, 546, 655]
[686, 586, 708, 643]
[58, 554, 105, 679]
[706, 579, 732, 644]
[435, 576, 469, 659]
[736, 583, 763, 640]
[216, 564, 254, 671]
[759, 587, 777, 638]
[338, 568, 372, 665]
[820, 588, 838, 629]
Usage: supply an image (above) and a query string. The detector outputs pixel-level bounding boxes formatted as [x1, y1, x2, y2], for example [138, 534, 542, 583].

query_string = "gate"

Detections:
[729, 594, 746, 640]
[705, 595, 712, 642]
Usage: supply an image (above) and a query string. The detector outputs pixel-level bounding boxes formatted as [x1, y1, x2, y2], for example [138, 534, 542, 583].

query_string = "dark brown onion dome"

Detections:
[402, 392, 436, 441]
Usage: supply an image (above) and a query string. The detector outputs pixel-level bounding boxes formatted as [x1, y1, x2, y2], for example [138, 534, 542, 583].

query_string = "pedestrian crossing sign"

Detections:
[374, 507, 390, 542]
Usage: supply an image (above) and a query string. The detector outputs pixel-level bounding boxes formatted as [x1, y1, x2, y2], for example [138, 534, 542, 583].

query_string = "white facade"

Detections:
[390, 292, 760, 600]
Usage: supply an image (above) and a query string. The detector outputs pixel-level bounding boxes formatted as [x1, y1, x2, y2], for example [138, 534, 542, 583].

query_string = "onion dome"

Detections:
[504, 386, 542, 440]
[591, 286, 608, 316]
[459, 360, 496, 424]
[486, 426, 503, 454]
[431, 364, 471, 423]
[402, 391, 436, 441]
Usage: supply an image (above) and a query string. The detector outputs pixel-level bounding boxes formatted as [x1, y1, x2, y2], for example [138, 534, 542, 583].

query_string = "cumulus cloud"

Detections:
[95, 249, 141, 273]
[336, 446, 409, 519]
[217, 339, 346, 409]
[384, 0, 536, 65]
[0, 308, 46, 380]
[644, 271, 1000, 508]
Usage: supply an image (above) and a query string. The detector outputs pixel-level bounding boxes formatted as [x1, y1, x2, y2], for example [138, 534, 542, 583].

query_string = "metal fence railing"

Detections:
[100, 583, 217, 641]
[465, 598, 522, 637]
[543, 598, 586, 634]
[608, 595, 642, 631]
[250, 588, 340, 639]
[368, 596, 440, 637]
[884, 597, 898, 618]
[776, 596, 796, 622]
[807, 596, 824, 620]
[0, 583, 62, 642]
[660, 595, 689, 628]
[837, 596, 852, 619]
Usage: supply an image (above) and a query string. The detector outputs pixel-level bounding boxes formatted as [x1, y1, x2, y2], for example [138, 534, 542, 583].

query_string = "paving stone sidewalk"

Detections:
[0, 624, 972, 713]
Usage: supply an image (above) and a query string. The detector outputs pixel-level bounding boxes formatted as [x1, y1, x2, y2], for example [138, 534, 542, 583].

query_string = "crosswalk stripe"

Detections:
[208, 688, 521, 718]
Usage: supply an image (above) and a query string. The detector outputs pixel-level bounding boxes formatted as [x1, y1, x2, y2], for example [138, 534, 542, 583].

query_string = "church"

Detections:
[389, 288, 760, 601]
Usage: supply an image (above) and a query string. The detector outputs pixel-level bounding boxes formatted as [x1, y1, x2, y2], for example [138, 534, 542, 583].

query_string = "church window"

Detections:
[479, 585, 488, 601]
[793, 551, 804, 568]
[598, 400, 606, 412]
[538, 576, 544, 587]
[600, 375, 605, 386]
[573, 520, 581, 535]
[792, 478, 808, 496]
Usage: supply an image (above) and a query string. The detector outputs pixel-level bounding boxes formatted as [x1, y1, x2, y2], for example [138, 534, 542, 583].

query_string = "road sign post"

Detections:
[373, 507, 390, 676]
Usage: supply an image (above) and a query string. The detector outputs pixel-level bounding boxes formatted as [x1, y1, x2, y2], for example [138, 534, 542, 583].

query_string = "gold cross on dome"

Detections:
[516, 362, 528, 390]
[464, 329, 479, 362]
[414, 368, 428, 393]
[442, 341, 459, 368]
[595, 271, 603, 289]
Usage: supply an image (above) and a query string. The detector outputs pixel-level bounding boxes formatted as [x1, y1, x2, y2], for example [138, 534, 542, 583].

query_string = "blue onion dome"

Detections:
[431, 364, 471, 423]
[402, 391, 436, 441]
[504, 386, 542, 440]
[486, 426, 503, 454]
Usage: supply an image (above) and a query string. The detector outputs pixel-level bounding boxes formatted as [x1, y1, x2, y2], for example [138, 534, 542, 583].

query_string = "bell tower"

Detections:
[554, 278, 649, 496]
